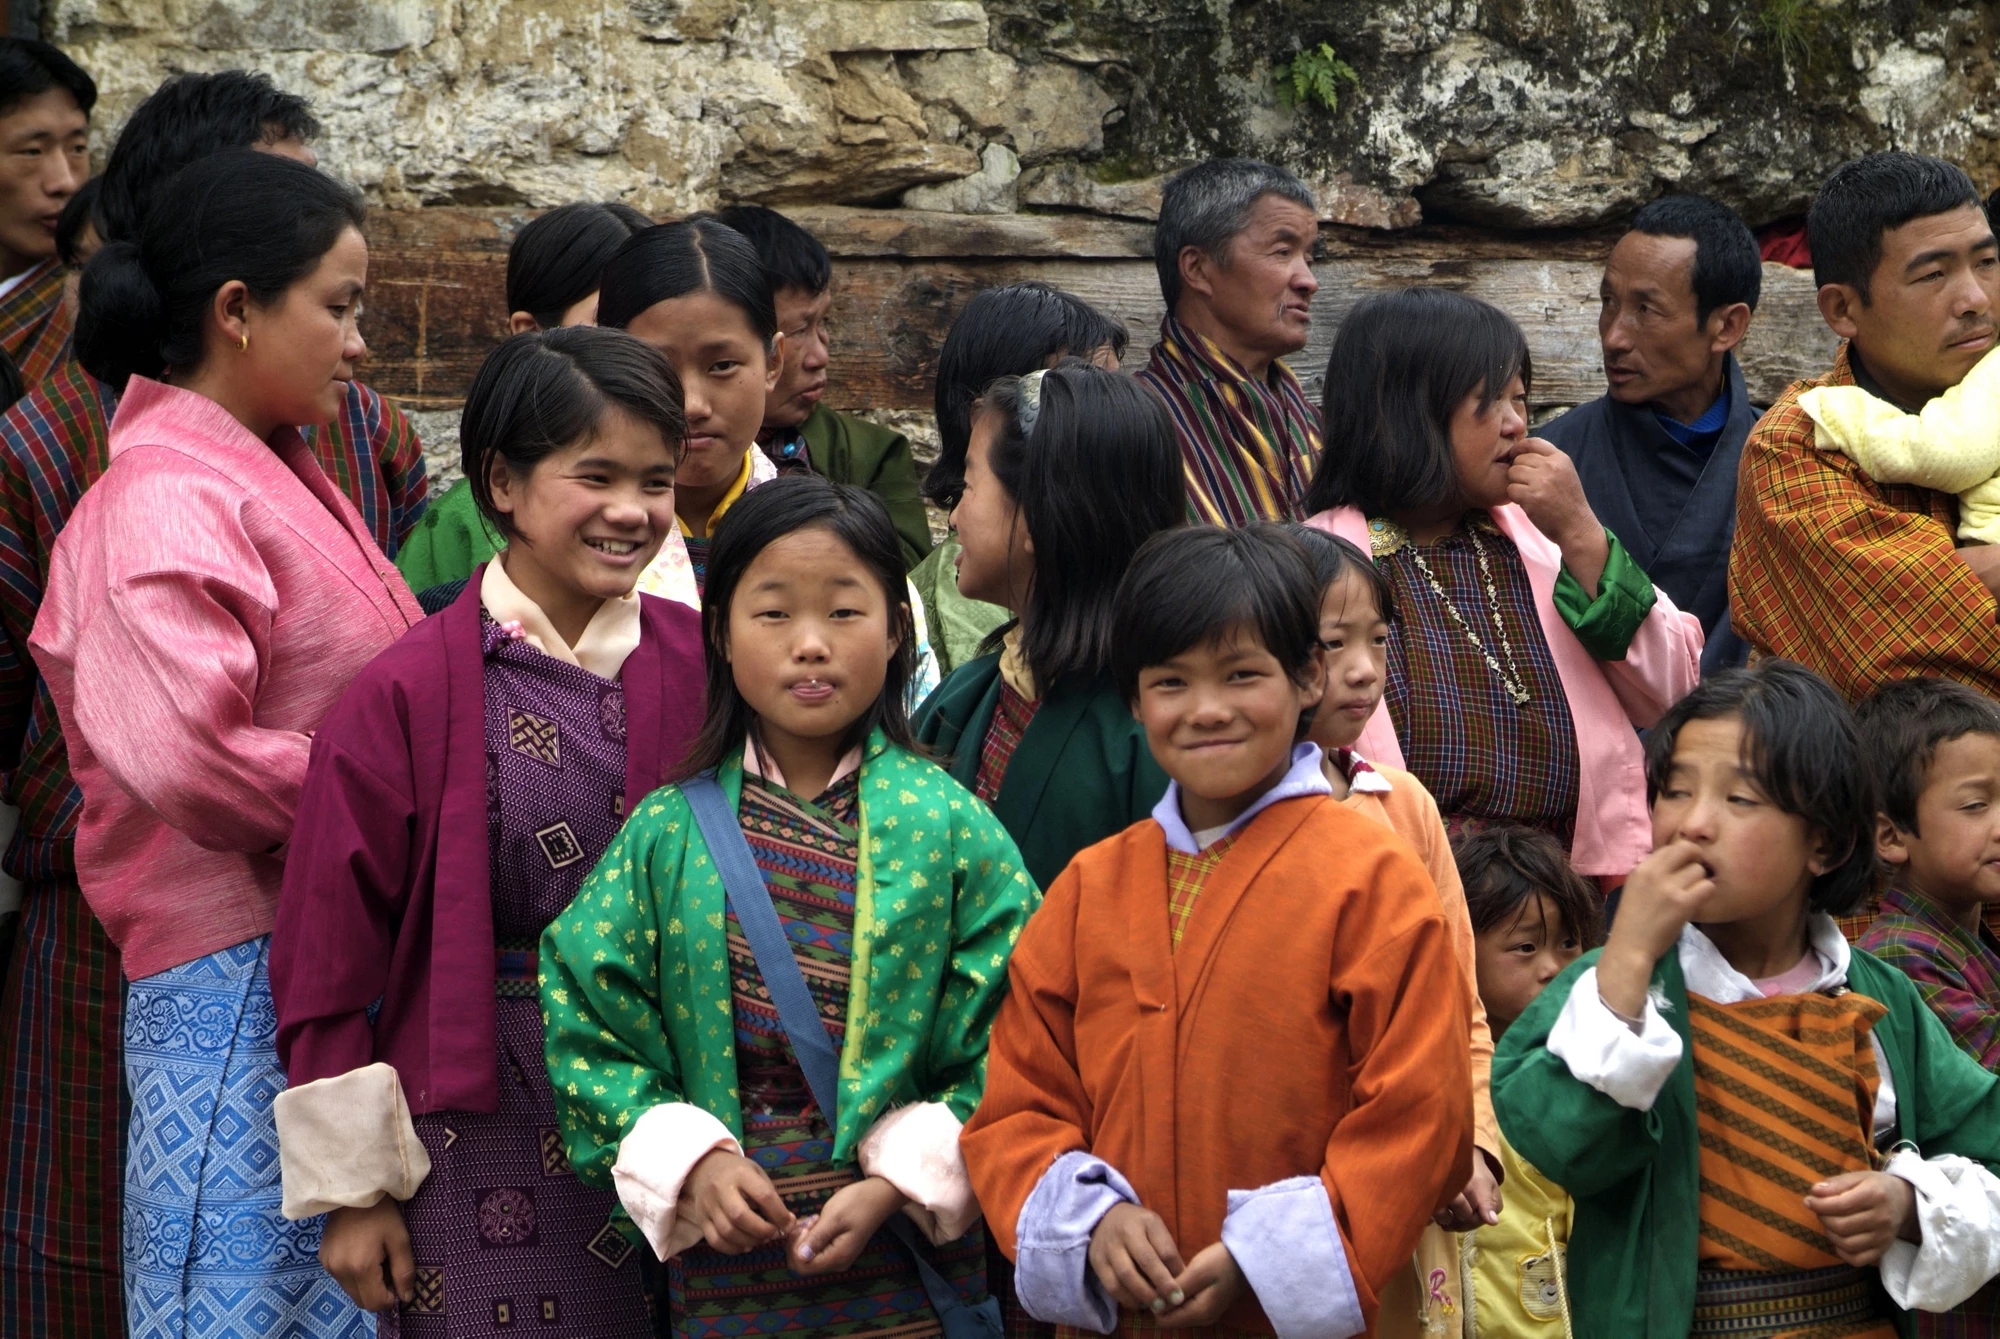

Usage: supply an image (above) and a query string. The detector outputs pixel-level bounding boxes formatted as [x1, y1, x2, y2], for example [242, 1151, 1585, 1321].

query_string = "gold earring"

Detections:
[237, 331, 249, 354]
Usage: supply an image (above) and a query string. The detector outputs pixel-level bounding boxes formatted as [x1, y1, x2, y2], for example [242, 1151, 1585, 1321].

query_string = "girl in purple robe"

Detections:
[268, 326, 707, 1337]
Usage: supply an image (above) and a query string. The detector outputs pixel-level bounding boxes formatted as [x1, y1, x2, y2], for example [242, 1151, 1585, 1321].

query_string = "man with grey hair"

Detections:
[1138, 157, 1322, 525]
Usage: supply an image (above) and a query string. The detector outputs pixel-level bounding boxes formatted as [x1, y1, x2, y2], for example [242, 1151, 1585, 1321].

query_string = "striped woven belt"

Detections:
[495, 936, 539, 998]
[1690, 1264, 1880, 1336]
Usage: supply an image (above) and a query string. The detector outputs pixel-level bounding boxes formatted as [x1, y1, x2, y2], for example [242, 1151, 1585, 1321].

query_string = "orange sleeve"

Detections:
[1321, 847, 1476, 1306]
[961, 863, 1091, 1259]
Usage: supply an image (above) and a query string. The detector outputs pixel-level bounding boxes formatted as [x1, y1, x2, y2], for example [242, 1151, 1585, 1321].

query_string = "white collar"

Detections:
[1152, 742, 1332, 854]
[480, 557, 643, 679]
[1677, 913, 1852, 1004]
[742, 734, 865, 796]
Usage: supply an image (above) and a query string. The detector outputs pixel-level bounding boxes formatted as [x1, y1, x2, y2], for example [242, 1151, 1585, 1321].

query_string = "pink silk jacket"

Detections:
[30, 376, 422, 979]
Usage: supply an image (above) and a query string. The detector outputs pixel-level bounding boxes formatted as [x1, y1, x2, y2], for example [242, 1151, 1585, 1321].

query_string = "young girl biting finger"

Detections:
[1494, 658, 2000, 1339]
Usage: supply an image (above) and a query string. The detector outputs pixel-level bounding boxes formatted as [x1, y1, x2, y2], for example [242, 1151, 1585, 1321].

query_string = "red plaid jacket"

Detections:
[1730, 343, 2000, 700]
[0, 259, 69, 387]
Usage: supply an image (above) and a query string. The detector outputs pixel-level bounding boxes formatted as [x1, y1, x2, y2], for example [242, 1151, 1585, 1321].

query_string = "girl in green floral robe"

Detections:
[540, 475, 1038, 1339]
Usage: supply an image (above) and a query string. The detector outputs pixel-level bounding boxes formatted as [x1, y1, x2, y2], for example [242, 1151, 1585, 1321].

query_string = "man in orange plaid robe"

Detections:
[1732, 152, 2000, 702]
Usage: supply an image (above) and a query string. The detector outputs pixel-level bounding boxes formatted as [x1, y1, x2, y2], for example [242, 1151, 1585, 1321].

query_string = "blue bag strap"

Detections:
[679, 769, 989, 1334]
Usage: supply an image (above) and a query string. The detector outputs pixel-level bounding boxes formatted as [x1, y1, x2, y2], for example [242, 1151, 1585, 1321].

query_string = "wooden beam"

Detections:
[361, 207, 1838, 415]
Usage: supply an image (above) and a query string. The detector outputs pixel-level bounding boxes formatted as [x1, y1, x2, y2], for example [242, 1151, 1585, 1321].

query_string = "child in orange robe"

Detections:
[961, 523, 1475, 1337]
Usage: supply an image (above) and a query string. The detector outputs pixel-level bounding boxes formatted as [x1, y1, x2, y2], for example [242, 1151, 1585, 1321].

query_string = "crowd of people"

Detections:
[2, 26, 2000, 1339]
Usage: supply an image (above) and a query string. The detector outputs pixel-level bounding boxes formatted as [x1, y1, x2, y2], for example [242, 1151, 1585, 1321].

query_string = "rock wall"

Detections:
[46, 0, 1999, 228]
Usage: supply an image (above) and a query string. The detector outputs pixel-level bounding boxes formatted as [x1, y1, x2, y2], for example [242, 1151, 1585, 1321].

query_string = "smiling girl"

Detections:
[540, 474, 1036, 1339]
[268, 327, 705, 1336]
[1495, 659, 2000, 1338]
[1303, 286, 1703, 883]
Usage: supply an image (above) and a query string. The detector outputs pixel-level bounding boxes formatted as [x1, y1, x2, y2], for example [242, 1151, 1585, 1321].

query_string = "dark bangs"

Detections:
[1111, 523, 1320, 704]
[1302, 287, 1532, 518]
[1644, 659, 1876, 916]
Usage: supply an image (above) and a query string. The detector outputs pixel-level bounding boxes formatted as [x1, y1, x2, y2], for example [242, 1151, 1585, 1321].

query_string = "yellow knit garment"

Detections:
[1799, 344, 2000, 543]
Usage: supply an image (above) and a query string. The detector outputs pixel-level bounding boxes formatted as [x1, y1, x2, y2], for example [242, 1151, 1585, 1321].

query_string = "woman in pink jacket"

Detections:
[1301, 287, 1702, 883]
[29, 150, 418, 1338]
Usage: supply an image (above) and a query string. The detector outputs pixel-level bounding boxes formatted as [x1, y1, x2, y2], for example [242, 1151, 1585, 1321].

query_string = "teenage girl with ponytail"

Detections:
[32, 148, 419, 1338]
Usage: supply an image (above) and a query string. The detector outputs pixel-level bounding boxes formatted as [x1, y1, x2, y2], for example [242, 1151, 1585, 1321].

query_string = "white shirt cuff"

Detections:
[856, 1101, 980, 1244]
[1879, 1148, 2000, 1312]
[611, 1102, 743, 1260]
[1544, 965, 1683, 1111]
[274, 1062, 433, 1220]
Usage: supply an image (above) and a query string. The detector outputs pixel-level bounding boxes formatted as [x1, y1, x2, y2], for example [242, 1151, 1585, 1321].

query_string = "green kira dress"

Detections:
[540, 734, 1039, 1337]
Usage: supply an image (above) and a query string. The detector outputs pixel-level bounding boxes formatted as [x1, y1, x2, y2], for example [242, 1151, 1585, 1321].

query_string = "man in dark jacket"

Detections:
[1541, 195, 1761, 671]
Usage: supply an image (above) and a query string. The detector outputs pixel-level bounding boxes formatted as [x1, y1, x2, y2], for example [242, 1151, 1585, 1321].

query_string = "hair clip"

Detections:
[1017, 368, 1047, 437]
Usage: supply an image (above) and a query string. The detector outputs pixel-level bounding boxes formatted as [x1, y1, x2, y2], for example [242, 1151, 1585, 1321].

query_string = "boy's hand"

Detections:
[320, 1198, 416, 1312]
[1598, 839, 1714, 1020]
[787, 1176, 908, 1276]
[1435, 1151, 1503, 1231]
[1088, 1203, 1186, 1315]
[683, 1148, 795, 1254]
[1807, 1170, 1921, 1266]
[1156, 1241, 1247, 1328]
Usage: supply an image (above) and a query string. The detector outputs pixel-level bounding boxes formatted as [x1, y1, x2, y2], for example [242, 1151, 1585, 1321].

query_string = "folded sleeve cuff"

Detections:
[857, 1101, 980, 1245]
[1553, 532, 1658, 661]
[275, 1062, 433, 1221]
[1220, 1176, 1364, 1339]
[1879, 1148, 2000, 1312]
[1544, 966, 1683, 1111]
[1014, 1150, 1139, 1334]
[610, 1103, 743, 1260]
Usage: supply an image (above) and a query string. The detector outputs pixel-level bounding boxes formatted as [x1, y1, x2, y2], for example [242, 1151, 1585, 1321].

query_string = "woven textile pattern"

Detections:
[1137, 315, 1320, 528]
[1378, 515, 1581, 845]
[122, 936, 372, 1338]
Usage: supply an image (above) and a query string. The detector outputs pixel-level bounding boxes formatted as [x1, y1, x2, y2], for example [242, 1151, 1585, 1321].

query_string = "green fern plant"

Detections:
[1276, 43, 1359, 113]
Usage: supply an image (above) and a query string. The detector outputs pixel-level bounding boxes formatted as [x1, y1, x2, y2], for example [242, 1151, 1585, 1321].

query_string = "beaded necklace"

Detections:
[1369, 515, 1532, 706]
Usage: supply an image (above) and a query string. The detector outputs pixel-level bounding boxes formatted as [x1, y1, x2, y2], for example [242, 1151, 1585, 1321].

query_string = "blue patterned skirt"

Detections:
[122, 935, 373, 1339]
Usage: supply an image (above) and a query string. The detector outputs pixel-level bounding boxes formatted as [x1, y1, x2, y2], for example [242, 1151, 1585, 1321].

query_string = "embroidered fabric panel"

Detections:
[1688, 991, 1886, 1273]
[663, 771, 983, 1338]
[1377, 515, 1582, 845]
[974, 680, 1040, 805]
[387, 613, 651, 1336]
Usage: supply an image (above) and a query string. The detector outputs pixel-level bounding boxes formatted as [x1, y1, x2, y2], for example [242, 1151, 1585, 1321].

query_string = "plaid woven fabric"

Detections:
[1859, 885, 2000, 1070]
[973, 680, 1039, 804]
[1137, 315, 1320, 527]
[1731, 343, 2000, 700]
[1166, 836, 1238, 948]
[1379, 514, 1582, 845]
[0, 260, 69, 386]
[0, 363, 428, 881]
[0, 876, 126, 1337]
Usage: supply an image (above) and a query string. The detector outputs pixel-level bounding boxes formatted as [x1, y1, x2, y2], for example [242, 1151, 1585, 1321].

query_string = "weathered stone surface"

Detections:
[903, 141, 1020, 212]
[48, 0, 1997, 228]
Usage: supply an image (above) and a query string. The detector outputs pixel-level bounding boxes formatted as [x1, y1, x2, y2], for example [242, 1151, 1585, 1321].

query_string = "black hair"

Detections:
[976, 359, 1185, 690]
[506, 202, 653, 329]
[1303, 287, 1533, 518]
[1854, 677, 2000, 835]
[1809, 152, 1985, 302]
[55, 173, 99, 268]
[713, 204, 832, 297]
[461, 326, 687, 540]
[96, 71, 320, 246]
[596, 219, 777, 345]
[926, 283, 1126, 507]
[75, 150, 364, 390]
[0, 37, 96, 121]
[1644, 658, 1876, 916]
[1111, 522, 1321, 705]
[1628, 194, 1763, 322]
[672, 475, 919, 781]
[1453, 824, 1604, 948]
[1286, 523, 1396, 625]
